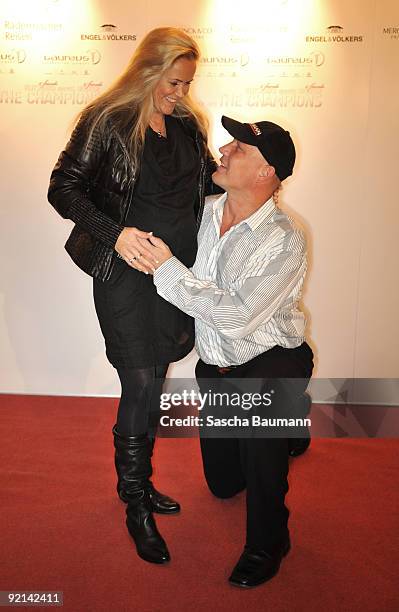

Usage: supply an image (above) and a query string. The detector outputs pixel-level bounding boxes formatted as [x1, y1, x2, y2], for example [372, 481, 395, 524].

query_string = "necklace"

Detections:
[149, 120, 166, 138]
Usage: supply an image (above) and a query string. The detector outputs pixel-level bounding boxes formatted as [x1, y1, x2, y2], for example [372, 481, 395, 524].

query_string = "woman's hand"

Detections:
[115, 227, 159, 274]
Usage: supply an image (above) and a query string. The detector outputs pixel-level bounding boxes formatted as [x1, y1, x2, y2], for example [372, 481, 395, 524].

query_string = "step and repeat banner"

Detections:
[1, 0, 398, 398]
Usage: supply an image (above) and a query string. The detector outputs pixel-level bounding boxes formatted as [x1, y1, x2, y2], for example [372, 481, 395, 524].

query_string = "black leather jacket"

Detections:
[48, 112, 221, 281]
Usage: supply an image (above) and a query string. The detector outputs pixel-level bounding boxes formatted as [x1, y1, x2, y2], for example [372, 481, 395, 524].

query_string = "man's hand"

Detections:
[146, 235, 173, 270]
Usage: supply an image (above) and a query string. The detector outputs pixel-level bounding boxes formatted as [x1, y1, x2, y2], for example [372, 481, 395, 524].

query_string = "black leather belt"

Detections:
[216, 365, 238, 374]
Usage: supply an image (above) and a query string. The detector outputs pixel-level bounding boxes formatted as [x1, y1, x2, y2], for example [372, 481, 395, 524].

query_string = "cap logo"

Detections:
[248, 123, 262, 136]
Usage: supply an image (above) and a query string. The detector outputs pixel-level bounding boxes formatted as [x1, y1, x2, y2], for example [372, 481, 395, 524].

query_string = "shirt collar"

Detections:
[212, 193, 276, 233]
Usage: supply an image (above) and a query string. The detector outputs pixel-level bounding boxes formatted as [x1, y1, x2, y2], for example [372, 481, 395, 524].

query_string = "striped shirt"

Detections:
[154, 193, 307, 367]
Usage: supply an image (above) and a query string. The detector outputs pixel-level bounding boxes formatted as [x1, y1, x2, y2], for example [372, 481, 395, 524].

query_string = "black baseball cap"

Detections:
[221, 115, 296, 181]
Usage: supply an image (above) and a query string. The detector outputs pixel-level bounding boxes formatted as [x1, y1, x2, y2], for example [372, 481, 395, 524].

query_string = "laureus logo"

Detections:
[43, 49, 101, 64]
[265, 52, 325, 67]
[0, 48, 26, 63]
[201, 54, 249, 67]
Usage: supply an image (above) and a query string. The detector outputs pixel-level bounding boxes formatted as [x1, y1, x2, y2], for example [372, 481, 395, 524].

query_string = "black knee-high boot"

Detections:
[113, 426, 180, 514]
[112, 427, 170, 564]
[147, 437, 181, 514]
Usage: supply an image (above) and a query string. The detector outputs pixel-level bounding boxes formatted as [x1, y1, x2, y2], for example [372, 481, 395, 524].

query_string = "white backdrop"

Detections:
[1, 0, 398, 396]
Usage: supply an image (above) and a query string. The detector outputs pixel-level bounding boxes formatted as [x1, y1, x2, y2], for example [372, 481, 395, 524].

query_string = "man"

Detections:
[144, 116, 314, 587]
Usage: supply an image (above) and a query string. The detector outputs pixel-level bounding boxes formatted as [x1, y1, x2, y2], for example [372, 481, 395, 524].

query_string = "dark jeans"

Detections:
[195, 342, 313, 552]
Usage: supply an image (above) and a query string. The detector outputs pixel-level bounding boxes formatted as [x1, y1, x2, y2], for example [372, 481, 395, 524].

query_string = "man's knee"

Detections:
[205, 477, 246, 499]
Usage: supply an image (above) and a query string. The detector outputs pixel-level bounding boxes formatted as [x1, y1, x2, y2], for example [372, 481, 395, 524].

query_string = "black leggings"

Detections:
[116, 365, 168, 437]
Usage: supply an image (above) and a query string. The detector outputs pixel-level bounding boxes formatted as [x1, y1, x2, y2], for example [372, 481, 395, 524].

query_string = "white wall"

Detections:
[1, 0, 398, 396]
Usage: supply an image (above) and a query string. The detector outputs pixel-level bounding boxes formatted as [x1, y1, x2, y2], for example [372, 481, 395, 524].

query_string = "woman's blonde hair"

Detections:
[77, 27, 208, 168]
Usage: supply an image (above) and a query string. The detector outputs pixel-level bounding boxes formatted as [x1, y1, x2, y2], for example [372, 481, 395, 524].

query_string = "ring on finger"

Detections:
[129, 256, 137, 263]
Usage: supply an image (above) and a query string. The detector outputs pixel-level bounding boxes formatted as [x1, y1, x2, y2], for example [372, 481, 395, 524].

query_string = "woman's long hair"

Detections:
[77, 27, 208, 168]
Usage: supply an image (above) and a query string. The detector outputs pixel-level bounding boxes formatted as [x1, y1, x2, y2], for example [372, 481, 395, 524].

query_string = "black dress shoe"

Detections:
[228, 536, 291, 588]
[147, 482, 181, 514]
[288, 436, 311, 457]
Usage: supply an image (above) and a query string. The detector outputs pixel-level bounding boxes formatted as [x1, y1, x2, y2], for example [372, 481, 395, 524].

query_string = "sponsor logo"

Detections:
[80, 24, 136, 41]
[306, 25, 363, 43]
[43, 49, 101, 65]
[382, 26, 399, 39]
[3, 21, 63, 41]
[201, 55, 249, 67]
[265, 52, 325, 67]
[181, 27, 214, 39]
[0, 48, 26, 63]
[326, 25, 343, 33]
[249, 123, 262, 136]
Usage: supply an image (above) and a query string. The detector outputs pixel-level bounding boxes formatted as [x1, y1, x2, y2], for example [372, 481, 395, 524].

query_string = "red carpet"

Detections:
[1, 394, 398, 611]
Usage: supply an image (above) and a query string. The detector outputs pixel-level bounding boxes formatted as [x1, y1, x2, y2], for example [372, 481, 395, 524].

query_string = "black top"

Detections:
[92, 115, 201, 368]
[126, 114, 199, 268]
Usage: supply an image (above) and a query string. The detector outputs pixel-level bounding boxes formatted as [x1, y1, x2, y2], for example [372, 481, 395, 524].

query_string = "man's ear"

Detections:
[258, 164, 276, 180]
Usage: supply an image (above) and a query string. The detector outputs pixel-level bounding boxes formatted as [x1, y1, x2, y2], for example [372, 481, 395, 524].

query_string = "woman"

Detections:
[48, 27, 221, 565]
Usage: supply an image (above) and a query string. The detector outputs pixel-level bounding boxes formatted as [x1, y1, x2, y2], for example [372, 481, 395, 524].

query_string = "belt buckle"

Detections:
[217, 366, 234, 375]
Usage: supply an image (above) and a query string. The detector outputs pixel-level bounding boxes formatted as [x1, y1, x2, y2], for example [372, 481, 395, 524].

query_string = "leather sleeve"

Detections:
[204, 149, 224, 197]
[47, 113, 124, 248]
